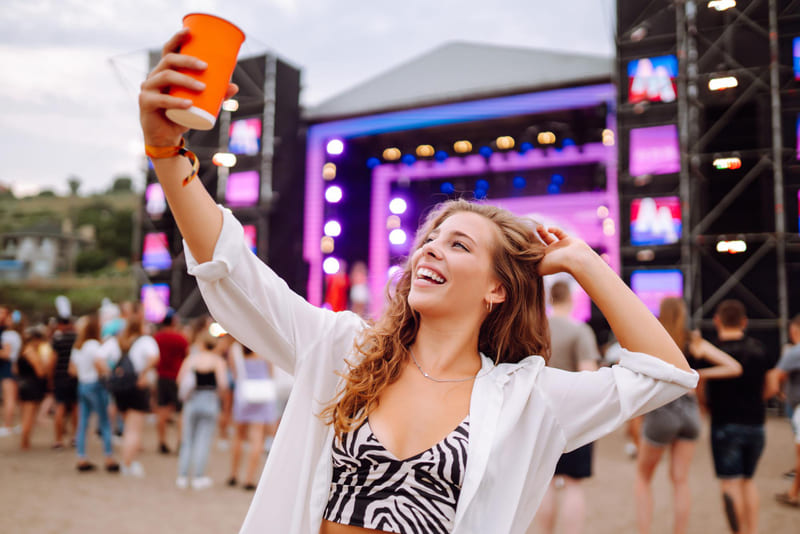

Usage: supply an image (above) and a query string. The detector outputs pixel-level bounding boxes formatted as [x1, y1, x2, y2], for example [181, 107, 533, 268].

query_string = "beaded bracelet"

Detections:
[144, 138, 199, 186]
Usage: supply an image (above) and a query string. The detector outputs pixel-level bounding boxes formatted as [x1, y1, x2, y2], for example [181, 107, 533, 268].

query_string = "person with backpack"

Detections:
[107, 306, 159, 477]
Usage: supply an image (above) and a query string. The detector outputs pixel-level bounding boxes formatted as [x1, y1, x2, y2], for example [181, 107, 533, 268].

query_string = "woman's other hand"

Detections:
[535, 226, 594, 277]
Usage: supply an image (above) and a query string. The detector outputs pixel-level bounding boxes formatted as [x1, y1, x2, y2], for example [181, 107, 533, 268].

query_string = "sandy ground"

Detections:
[1, 412, 798, 534]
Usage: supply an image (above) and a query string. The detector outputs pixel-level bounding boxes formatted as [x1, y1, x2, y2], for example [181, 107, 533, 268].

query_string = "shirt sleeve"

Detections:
[184, 205, 351, 375]
[538, 348, 698, 452]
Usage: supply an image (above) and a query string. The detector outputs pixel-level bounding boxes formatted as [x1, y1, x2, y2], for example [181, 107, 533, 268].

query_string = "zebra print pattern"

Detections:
[324, 417, 470, 534]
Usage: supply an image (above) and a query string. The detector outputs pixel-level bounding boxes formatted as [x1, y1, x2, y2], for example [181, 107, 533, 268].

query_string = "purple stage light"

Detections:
[326, 139, 344, 156]
[629, 125, 680, 177]
[389, 228, 407, 245]
[141, 283, 170, 324]
[325, 185, 343, 203]
[324, 220, 342, 237]
[226, 170, 260, 207]
[389, 197, 407, 214]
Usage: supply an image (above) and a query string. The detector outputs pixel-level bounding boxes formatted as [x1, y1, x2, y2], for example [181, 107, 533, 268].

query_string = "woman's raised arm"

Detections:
[537, 226, 692, 373]
[138, 28, 238, 263]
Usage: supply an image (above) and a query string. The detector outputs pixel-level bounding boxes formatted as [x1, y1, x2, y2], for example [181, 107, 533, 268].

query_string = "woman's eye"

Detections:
[453, 241, 468, 251]
[423, 237, 434, 244]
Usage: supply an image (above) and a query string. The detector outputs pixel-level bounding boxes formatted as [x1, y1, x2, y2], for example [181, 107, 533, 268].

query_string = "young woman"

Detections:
[69, 313, 119, 472]
[0, 310, 24, 436]
[227, 341, 278, 490]
[175, 329, 228, 489]
[17, 328, 49, 450]
[633, 297, 742, 534]
[113, 308, 159, 476]
[139, 30, 698, 534]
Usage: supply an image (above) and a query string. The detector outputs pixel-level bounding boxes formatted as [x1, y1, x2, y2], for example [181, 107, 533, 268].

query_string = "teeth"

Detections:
[417, 267, 445, 284]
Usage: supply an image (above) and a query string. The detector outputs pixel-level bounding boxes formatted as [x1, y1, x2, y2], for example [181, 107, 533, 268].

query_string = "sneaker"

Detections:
[191, 476, 213, 490]
[105, 462, 120, 473]
[176, 476, 189, 489]
[76, 462, 97, 472]
[227, 477, 237, 487]
[159, 443, 171, 455]
[624, 441, 638, 459]
[243, 483, 256, 491]
[121, 461, 145, 478]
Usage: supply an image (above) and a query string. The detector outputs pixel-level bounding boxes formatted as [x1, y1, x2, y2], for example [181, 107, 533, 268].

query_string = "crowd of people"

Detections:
[0, 297, 292, 491]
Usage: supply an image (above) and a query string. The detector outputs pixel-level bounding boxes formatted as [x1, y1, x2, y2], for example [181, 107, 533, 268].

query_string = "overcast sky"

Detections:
[0, 0, 615, 197]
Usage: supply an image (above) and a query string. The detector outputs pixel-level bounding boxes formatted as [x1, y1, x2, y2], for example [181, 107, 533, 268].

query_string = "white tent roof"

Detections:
[306, 41, 613, 121]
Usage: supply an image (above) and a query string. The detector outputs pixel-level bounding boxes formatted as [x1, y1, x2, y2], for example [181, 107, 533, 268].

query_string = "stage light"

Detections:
[221, 99, 239, 112]
[713, 157, 742, 170]
[387, 265, 402, 280]
[708, 76, 738, 91]
[474, 189, 487, 200]
[479, 146, 493, 158]
[453, 140, 472, 153]
[401, 154, 416, 166]
[440, 182, 455, 194]
[320, 236, 334, 254]
[547, 183, 561, 195]
[550, 174, 564, 186]
[602, 129, 615, 146]
[322, 163, 336, 180]
[636, 249, 655, 262]
[562, 138, 576, 147]
[496, 136, 515, 150]
[476, 179, 489, 191]
[416, 144, 434, 157]
[323, 257, 341, 275]
[513, 176, 526, 189]
[708, 0, 736, 11]
[386, 215, 401, 229]
[326, 139, 344, 156]
[367, 157, 381, 169]
[212, 152, 237, 167]
[716, 240, 747, 254]
[389, 228, 407, 245]
[324, 220, 342, 237]
[325, 185, 343, 203]
[538, 131, 556, 145]
[383, 148, 401, 161]
[597, 205, 609, 218]
[389, 197, 407, 214]
[602, 218, 616, 237]
[519, 142, 533, 153]
[434, 150, 448, 162]
[630, 25, 648, 42]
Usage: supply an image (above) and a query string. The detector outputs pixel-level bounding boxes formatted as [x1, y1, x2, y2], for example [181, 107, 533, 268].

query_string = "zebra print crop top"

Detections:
[324, 416, 470, 534]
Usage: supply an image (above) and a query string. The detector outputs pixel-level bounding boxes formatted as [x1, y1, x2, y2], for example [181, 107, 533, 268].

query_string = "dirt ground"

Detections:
[1, 412, 798, 534]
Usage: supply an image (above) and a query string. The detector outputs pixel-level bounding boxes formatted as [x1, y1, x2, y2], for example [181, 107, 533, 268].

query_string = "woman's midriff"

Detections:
[319, 519, 387, 534]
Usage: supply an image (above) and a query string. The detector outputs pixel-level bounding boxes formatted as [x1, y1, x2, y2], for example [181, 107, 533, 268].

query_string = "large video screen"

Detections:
[629, 124, 681, 177]
[796, 113, 800, 161]
[145, 183, 166, 220]
[225, 170, 260, 207]
[630, 269, 684, 316]
[794, 37, 800, 80]
[243, 224, 257, 254]
[142, 232, 171, 271]
[228, 118, 262, 156]
[627, 55, 678, 103]
[630, 196, 682, 246]
[141, 283, 170, 324]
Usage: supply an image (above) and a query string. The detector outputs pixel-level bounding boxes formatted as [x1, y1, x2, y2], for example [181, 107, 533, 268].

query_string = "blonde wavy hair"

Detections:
[320, 199, 551, 437]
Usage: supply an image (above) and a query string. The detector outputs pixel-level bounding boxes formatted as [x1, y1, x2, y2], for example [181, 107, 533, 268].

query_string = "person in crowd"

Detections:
[227, 340, 278, 491]
[113, 305, 159, 477]
[18, 327, 49, 449]
[154, 308, 189, 454]
[69, 313, 119, 472]
[140, 34, 697, 533]
[51, 296, 78, 449]
[99, 299, 125, 438]
[768, 313, 800, 507]
[0, 309, 24, 436]
[634, 297, 742, 534]
[175, 328, 228, 489]
[535, 281, 600, 534]
[705, 299, 777, 534]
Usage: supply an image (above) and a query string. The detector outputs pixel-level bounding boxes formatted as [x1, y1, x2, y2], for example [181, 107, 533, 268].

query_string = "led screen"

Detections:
[141, 283, 170, 324]
[629, 124, 681, 177]
[627, 55, 678, 103]
[145, 183, 166, 220]
[630, 196, 682, 246]
[631, 269, 684, 316]
[794, 37, 800, 80]
[225, 170, 260, 207]
[243, 224, 257, 254]
[796, 113, 800, 161]
[229, 118, 262, 156]
[142, 232, 171, 271]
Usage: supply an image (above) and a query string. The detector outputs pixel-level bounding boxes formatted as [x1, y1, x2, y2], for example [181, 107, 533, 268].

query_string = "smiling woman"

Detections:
[139, 27, 694, 534]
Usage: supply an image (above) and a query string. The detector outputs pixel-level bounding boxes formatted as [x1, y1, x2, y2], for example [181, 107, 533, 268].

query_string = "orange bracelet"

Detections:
[144, 138, 199, 186]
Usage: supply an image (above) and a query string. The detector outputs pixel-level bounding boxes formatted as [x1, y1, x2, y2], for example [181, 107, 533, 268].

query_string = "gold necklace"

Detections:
[408, 348, 491, 383]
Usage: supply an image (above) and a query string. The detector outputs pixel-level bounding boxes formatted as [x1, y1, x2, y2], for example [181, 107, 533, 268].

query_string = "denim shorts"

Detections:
[710, 424, 765, 479]
[642, 394, 701, 446]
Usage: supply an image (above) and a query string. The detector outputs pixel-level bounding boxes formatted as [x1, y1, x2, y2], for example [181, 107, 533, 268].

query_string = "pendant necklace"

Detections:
[409, 348, 491, 383]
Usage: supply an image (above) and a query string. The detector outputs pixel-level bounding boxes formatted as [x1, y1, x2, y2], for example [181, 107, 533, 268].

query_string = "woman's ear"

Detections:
[486, 281, 506, 305]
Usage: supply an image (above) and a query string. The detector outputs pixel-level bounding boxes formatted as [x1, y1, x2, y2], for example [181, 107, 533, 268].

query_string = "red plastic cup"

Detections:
[166, 13, 245, 131]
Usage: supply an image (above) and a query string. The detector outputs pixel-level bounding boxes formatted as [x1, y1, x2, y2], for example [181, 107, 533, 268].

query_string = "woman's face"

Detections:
[408, 211, 503, 319]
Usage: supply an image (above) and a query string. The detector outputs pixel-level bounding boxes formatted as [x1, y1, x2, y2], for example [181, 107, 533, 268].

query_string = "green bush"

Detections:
[75, 249, 112, 273]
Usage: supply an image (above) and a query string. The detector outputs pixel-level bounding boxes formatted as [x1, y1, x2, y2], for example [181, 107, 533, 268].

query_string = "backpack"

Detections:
[105, 352, 138, 394]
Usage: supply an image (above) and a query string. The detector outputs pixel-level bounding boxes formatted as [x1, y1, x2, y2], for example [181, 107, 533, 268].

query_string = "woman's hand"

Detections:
[138, 28, 238, 147]
[535, 226, 594, 277]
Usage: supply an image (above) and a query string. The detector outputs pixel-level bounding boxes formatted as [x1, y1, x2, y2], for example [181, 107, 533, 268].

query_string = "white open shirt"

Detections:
[186, 206, 698, 534]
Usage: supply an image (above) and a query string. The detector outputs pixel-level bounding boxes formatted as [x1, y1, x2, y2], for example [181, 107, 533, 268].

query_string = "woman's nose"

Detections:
[422, 240, 442, 258]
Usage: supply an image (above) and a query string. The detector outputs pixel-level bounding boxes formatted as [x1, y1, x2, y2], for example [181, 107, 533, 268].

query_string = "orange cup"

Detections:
[166, 13, 245, 131]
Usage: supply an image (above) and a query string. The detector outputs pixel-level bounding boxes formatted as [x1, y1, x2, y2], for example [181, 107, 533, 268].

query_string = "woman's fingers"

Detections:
[141, 68, 205, 95]
[536, 225, 569, 245]
[547, 227, 568, 240]
[139, 91, 193, 113]
[161, 27, 191, 58]
[224, 83, 240, 100]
